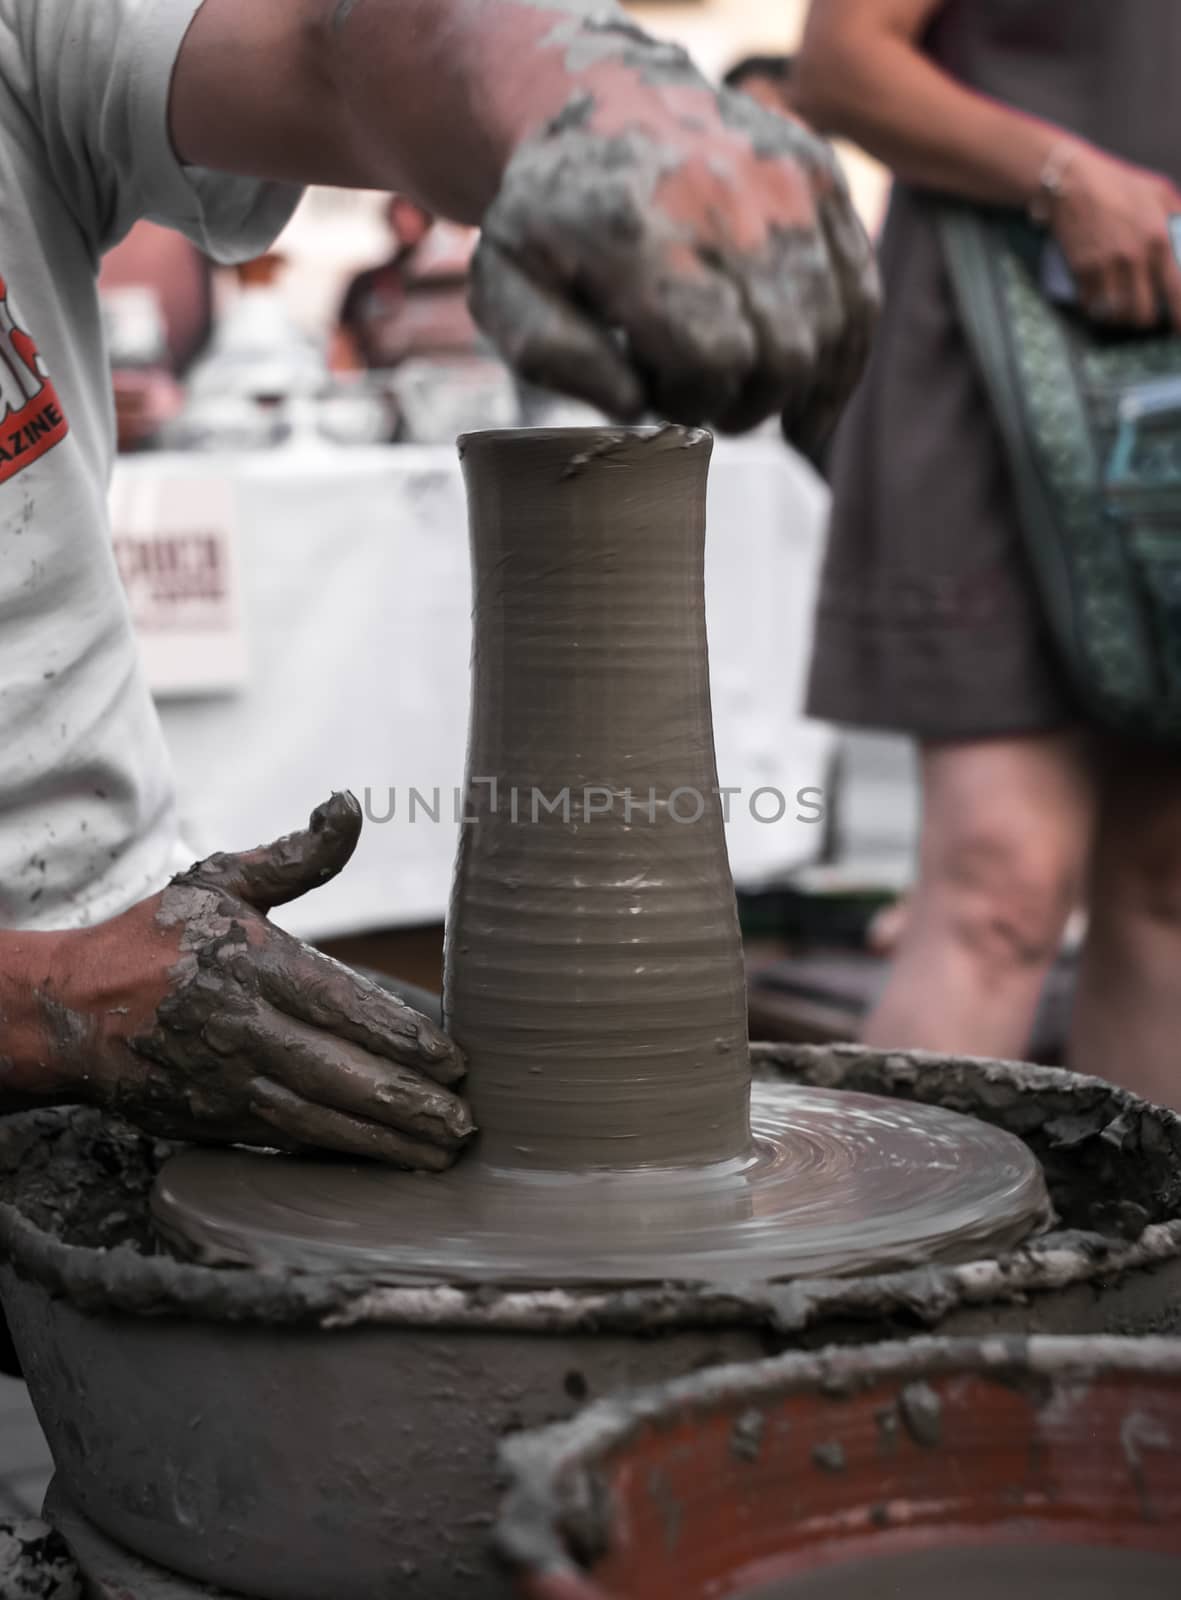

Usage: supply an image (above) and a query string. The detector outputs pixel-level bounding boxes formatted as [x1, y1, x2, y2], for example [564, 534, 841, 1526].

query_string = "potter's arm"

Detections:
[170, 0, 878, 440]
[0, 795, 473, 1169]
[173, 0, 588, 223]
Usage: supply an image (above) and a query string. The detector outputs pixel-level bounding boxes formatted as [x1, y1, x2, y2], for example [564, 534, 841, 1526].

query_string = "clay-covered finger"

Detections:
[692, 106, 844, 433]
[256, 942, 465, 1087]
[705, 95, 877, 448]
[783, 183, 880, 458]
[469, 238, 646, 419]
[816, 177, 880, 392]
[177, 791, 363, 915]
[228, 1008, 473, 1148]
[483, 132, 755, 424]
[249, 1078, 459, 1171]
[597, 242, 757, 424]
[714, 230, 832, 434]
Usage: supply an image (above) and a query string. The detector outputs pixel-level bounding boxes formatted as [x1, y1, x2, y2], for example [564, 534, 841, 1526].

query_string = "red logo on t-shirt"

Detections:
[0, 272, 69, 485]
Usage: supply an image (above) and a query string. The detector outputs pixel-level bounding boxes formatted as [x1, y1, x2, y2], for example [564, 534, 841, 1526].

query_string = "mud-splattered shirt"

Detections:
[0, 0, 300, 928]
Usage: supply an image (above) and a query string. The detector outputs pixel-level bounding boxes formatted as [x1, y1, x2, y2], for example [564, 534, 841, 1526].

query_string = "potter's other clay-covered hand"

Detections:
[2, 794, 472, 1171]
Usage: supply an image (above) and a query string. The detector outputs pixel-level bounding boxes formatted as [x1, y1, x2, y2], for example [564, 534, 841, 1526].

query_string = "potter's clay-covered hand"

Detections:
[46, 794, 472, 1169]
[170, 1, 873, 446]
[470, 38, 879, 445]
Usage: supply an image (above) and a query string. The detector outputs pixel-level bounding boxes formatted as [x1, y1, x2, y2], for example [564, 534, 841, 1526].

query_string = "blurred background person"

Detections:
[99, 222, 214, 450]
[333, 195, 480, 374]
[795, 0, 1181, 1106]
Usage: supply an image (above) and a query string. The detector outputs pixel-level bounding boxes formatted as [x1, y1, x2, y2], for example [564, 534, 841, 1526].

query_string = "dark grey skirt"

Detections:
[806, 187, 1075, 741]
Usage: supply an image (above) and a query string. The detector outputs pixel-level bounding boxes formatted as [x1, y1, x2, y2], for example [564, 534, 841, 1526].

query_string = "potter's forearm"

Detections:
[171, 0, 656, 222]
[0, 931, 79, 1111]
[314, 0, 653, 220]
[795, 1, 1066, 208]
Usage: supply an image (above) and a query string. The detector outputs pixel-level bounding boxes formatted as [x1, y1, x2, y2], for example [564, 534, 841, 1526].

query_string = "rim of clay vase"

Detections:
[456, 423, 712, 450]
[494, 1334, 1181, 1584]
[2, 1046, 1179, 1334]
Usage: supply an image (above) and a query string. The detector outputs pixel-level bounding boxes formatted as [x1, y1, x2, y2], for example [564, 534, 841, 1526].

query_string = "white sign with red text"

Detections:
[110, 468, 249, 697]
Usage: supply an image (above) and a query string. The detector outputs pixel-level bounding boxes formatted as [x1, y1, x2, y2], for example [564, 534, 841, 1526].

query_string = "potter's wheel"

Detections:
[152, 1082, 1049, 1286]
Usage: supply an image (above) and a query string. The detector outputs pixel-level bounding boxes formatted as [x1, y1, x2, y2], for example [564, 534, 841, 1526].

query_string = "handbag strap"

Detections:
[937, 202, 1102, 702]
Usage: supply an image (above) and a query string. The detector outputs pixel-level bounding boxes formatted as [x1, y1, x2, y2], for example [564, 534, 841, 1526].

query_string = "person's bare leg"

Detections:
[1070, 740, 1181, 1108]
[863, 733, 1094, 1059]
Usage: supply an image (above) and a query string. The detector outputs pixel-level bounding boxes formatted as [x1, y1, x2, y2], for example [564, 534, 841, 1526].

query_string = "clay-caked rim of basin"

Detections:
[494, 1334, 1181, 1578]
[1, 1046, 1179, 1335]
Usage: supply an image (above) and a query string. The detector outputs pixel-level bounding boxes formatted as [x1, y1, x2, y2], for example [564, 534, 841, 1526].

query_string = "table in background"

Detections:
[112, 437, 834, 942]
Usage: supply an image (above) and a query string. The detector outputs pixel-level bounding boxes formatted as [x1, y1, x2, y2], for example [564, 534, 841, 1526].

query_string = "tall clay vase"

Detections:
[444, 427, 751, 1172]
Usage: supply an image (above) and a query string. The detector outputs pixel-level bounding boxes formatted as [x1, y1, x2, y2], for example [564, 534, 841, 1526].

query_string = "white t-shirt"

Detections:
[0, 0, 299, 930]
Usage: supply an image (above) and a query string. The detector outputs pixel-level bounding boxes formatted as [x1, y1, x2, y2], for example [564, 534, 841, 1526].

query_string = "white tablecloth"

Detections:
[112, 437, 833, 941]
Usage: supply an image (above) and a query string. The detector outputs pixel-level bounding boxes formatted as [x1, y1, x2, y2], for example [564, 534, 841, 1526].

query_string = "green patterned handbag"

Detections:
[939, 204, 1181, 741]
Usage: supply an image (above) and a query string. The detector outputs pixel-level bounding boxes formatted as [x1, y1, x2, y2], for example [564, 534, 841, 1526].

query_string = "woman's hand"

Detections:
[45, 793, 473, 1169]
[1050, 145, 1181, 330]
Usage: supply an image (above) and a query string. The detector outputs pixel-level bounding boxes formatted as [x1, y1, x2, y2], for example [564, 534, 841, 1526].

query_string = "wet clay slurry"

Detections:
[151, 1084, 1047, 1284]
[742, 1546, 1181, 1600]
[151, 429, 1048, 1283]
